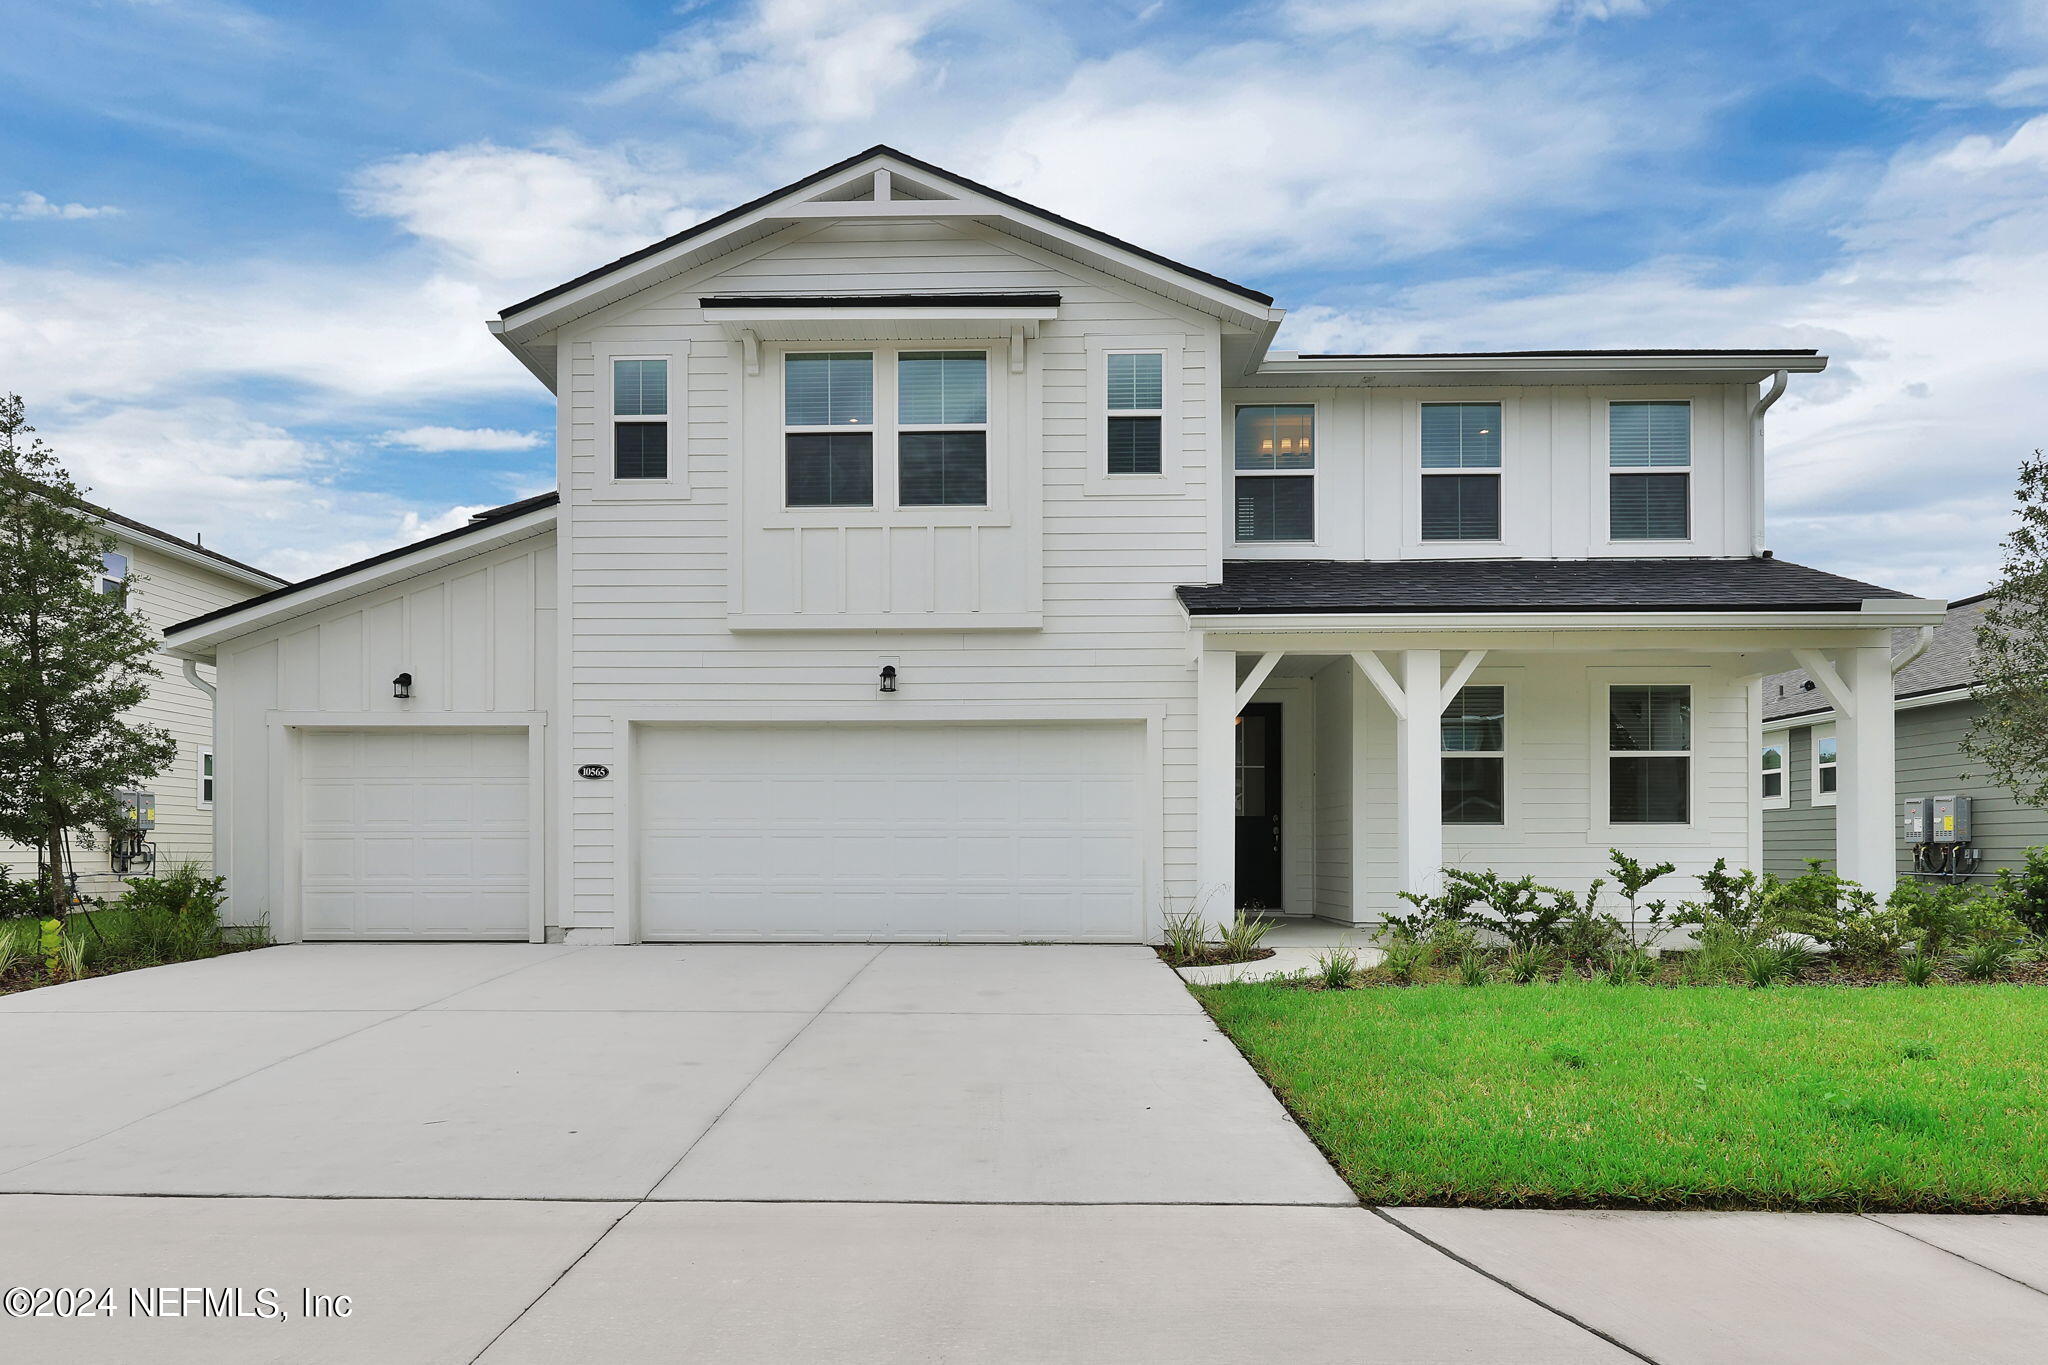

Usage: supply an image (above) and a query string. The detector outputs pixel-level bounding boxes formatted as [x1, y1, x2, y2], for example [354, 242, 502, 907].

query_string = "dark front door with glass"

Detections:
[1235, 703, 1283, 911]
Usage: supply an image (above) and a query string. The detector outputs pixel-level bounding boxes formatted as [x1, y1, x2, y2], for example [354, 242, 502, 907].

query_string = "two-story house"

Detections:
[162, 148, 1942, 944]
[4, 497, 283, 897]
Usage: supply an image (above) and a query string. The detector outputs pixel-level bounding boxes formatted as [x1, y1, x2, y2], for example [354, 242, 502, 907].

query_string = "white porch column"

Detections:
[1195, 646, 1238, 922]
[1395, 649, 1444, 897]
[1836, 645, 1897, 895]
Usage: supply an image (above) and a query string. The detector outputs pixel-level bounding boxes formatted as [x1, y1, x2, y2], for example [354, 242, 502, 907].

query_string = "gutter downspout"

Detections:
[1891, 625, 1937, 676]
[1750, 369, 1789, 557]
[182, 656, 222, 892]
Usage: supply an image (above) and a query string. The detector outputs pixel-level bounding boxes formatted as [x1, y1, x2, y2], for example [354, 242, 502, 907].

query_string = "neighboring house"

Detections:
[1762, 593, 2048, 883]
[2, 498, 284, 898]
[161, 147, 1942, 944]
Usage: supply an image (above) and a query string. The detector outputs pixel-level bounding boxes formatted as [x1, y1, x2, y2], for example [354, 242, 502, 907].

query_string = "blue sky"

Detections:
[3, 0, 2046, 594]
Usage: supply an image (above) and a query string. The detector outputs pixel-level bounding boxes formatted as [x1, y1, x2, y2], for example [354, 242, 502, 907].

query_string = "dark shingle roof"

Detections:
[1763, 593, 1991, 721]
[1178, 557, 1910, 616]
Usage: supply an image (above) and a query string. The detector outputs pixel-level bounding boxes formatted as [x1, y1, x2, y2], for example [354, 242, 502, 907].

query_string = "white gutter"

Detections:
[180, 657, 215, 699]
[1891, 624, 1937, 675]
[1750, 369, 1789, 557]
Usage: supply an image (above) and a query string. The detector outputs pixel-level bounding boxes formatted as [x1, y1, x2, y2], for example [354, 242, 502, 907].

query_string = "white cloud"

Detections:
[1282, 0, 1654, 46]
[379, 425, 544, 452]
[1, 192, 121, 221]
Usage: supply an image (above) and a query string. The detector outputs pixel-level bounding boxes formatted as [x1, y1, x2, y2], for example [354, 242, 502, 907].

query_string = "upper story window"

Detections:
[1106, 352, 1164, 475]
[1608, 684, 1690, 823]
[1234, 404, 1314, 542]
[199, 749, 215, 808]
[97, 550, 128, 598]
[1420, 402, 1501, 541]
[1812, 723, 1838, 807]
[1442, 684, 1506, 825]
[1761, 740, 1787, 808]
[897, 351, 988, 506]
[1609, 401, 1690, 541]
[612, 358, 669, 480]
[785, 352, 875, 507]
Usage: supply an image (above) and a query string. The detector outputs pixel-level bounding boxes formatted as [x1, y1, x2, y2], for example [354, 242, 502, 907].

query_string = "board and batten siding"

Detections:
[0, 533, 263, 896]
[554, 217, 1220, 935]
[211, 534, 556, 927]
[1765, 699, 2048, 881]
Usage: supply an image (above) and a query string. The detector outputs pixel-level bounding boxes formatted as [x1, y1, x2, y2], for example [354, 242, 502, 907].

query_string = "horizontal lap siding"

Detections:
[563, 218, 1216, 933]
[1763, 725, 1835, 877]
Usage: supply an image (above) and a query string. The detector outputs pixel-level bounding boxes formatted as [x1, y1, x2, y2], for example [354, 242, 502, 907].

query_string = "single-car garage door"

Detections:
[636, 723, 1147, 941]
[299, 728, 531, 940]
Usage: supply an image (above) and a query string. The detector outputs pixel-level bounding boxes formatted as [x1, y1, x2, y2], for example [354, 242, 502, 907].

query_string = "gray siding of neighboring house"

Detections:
[1764, 697, 2048, 883]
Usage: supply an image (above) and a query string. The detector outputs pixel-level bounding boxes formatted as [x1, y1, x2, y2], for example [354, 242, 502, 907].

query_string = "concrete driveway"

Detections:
[0, 942, 1348, 1204]
[6, 944, 2048, 1364]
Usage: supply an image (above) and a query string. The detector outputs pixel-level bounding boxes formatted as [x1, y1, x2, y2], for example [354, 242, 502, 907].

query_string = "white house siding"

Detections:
[1219, 384, 1755, 562]
[211, 534, 556, 931]
[553, 218, 1221, 938]
[1277, 651, 1759, 926]
[0, 533, 262, 897]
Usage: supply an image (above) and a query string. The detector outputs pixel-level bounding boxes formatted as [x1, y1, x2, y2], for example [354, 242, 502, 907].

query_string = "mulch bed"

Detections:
[1156, 945, 1278, 969]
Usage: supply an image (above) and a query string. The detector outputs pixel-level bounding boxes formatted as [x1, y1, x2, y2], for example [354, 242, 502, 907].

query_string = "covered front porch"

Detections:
[1182, 561, 1947, 931]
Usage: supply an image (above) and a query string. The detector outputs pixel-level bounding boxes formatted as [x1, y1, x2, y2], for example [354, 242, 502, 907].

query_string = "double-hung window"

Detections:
[784, 352, 875, 507]
[199, 749, 215, 808]
[98, 550, 128, 598]
[1608, 684, 1691, 823]
[1442, 685, 1506, 825]
[612, 359, 668, 480]
[1609, 401, 1690, 540]
[1812, 724, 1839, 806]
[1106, 352, 1164, 475]
[1421, 402, 1501, 540]
[1761, 740, 1787, 808]
[1234, 404, 1314, 542]
[897, 351, 988, 506]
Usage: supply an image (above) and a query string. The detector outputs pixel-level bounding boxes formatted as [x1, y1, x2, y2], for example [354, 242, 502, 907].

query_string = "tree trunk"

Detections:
[45, 822, 67, 918]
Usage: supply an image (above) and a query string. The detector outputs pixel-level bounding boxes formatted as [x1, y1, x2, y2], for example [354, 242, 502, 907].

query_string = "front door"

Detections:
[1235, 703, 1283, 912]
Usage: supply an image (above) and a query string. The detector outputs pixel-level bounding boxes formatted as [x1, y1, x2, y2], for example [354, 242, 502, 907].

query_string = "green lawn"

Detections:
[1196, 980, 2048, 1212]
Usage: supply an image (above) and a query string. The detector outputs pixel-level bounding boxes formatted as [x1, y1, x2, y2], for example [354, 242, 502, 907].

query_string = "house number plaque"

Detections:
[577, 764, 611, 780]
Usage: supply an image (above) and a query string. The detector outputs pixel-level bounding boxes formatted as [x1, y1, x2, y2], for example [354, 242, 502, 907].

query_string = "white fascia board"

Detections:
[706, 303, 1057, 325]
[1187, 603, 1947, 634]
[103, 520, 282, 590]
[162, 506, 557, 660]
[1762, 684, 1980, 732]
[1251, 353, 1831, 384]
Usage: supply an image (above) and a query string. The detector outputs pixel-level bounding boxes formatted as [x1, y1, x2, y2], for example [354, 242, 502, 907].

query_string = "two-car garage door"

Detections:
[636, 723, 1147, 942]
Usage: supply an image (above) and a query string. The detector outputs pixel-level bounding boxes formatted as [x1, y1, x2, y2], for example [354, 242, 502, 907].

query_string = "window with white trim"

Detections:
[1421, 402, 1501, 540]
[1609, 400, 1689, 540]
[1761, 740, 1787, 808]
[1812, 724, 1838, 807]
[611, 358, 668, 480]
[1234, 404, 1314, 542]
[896, 351, 988, 506]
[98, 550, 129, 599]
[1442, 685, 1505, 825]
[784, 351, 875, 507]
[1608, 684, 1690, 823]
[1105, 351, 1163, 475]
[199, 749, 215, 808]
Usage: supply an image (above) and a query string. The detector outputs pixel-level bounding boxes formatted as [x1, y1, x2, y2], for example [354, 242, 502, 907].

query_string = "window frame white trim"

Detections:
[1811, 722, 1839, 808]
[1760, 737, 1788, 810]
[1440, 675, 1515, 833]
[1406, 395, 1514, 553]
[1231, 398, 1320, 546]
[593, 341, 688, 500]
[894, 349, 992, 509]
[199, 748, 215, 809]
[1588, 669, 1707, 843]
[1084, 335, 1183, 497]
[1603, 397, 1694, 546]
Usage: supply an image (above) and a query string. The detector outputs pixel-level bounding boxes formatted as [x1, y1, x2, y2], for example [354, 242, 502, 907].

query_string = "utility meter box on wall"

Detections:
[1930, 795, 1972, 844]
[115, 789, 156, 830]
[1902, 798, 1933, 843]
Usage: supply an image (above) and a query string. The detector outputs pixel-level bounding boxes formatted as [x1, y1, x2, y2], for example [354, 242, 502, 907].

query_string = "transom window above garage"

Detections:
[783, 349, 990, 509]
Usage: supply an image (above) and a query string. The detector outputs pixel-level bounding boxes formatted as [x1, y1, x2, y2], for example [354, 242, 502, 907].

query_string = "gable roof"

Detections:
[47, 487, 284, 589]
[1179, 556, 1912, 617]
[498, 146, 1273, 323]
[1763, 592, 1993, 721]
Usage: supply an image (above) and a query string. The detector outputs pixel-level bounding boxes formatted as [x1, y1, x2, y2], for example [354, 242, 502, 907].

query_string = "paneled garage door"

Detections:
[636, 723, 1147, 941]
[299, 729, 531, 940]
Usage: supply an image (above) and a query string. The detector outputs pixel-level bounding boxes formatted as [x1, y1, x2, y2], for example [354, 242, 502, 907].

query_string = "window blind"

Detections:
[785, 353, 873, 426]
[898, 431, 987, 506]
[785, 432, 874, 506]
[1609, 401, 1690, 467]
[1107, 416, 1162, 474]
[1608, 685, 1690, 751]
[1235, 476, 1314, 541]
[1440, 686, 1505, 752]
[1609, 473, 1689, 540]
[613, 359, 667, 417]
[1107, 352, 1163, 410]
[1420, 403, 1501, 469]
[613, 422, 667, 480]
[897, 352, 986, 425]
[1420, 473, 1500, 540]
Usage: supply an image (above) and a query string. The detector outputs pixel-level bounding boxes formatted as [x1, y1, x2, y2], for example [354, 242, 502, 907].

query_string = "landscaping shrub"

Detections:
[1313, 943, 1360, 989]
[1457, 950, 1490, 986]
[1956, 937, 2034, 981]
[1550, 881, 1628, 963]
[1990, 845, 2048, 936]
[1673, 858, 1790, 947]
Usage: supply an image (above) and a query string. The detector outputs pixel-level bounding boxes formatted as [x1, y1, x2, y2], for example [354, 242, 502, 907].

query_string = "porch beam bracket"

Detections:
[1791, 648, 1856, 718]
[1232, 651, 1284, 713]
[1438, 649, 1488, 710]
[1350, 650, 1407, 721]
[740, 328, 761, 376]
[1010, 324, 1027, 374]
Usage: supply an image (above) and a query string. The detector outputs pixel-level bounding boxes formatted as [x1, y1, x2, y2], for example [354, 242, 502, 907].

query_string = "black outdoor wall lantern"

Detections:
[393, 672, 413, 699]
[878, 665, 898, 694]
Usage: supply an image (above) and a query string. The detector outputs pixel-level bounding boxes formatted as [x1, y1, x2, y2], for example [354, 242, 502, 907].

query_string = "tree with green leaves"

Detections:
[1963, 449, 2048, 809]
[0, 394, 176, 917]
